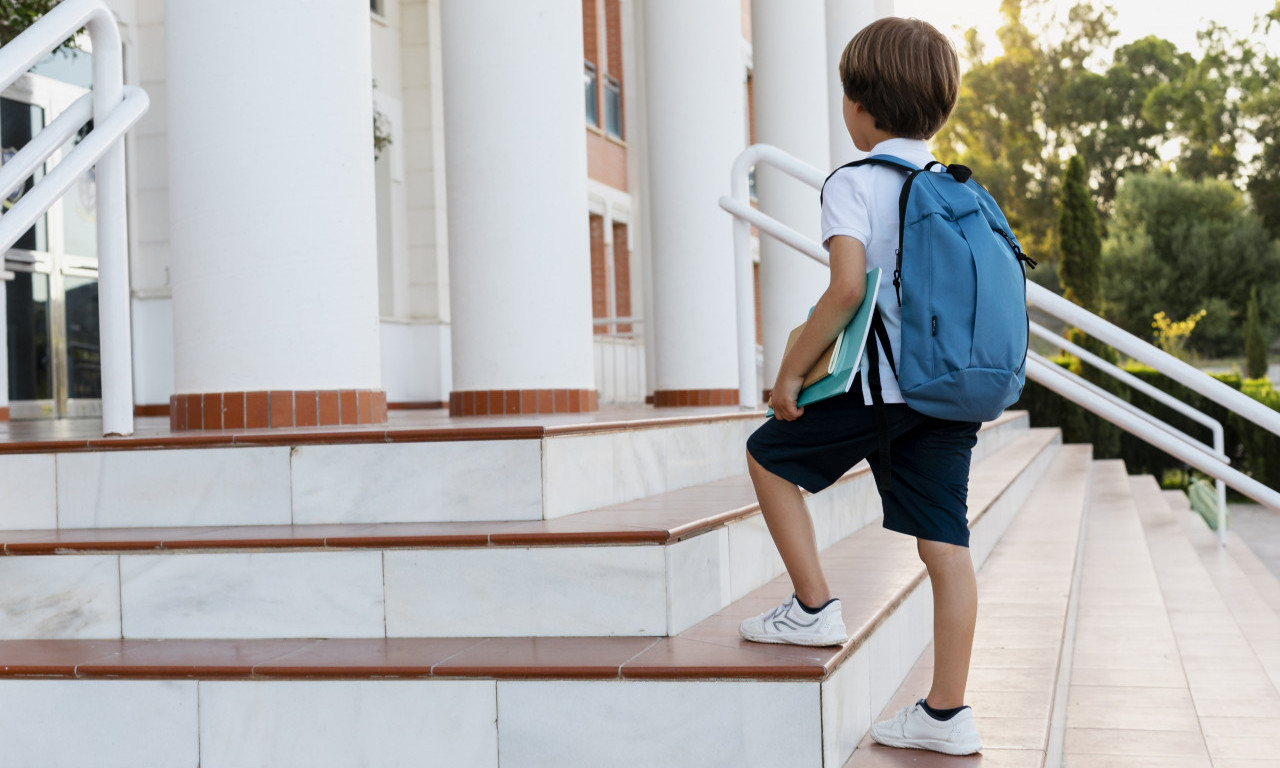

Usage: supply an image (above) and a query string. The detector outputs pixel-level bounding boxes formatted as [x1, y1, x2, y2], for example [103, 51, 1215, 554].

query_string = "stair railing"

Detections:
[0, 0, 150, 436]
[1028, 320, 1229, 522]
[720, 143, 1280, 542]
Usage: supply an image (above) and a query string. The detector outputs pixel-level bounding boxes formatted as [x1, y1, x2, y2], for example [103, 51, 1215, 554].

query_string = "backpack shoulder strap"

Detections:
[819, 154, 920, 206]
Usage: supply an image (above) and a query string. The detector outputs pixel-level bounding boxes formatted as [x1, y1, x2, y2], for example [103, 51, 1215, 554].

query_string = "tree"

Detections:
[1056, 155, 1102, 310]
[936, 0, 1168, 278]
[0, 0, 78, 52]
[1102, 172, 1280, 358]
[1243, 5, 1280, 239]
[1061, 36, 1188, 208]
[940, 1, 1280, 267]
[1245, 286, 1269, 379]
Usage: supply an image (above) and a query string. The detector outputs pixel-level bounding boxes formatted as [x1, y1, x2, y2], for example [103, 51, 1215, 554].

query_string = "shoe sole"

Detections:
[870, 731, 982, 756]
[738, 629, 849, 647]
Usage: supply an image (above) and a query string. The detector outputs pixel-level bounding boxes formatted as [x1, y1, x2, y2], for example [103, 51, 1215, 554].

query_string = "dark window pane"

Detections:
[584, 62, 598, 126]
[64, 276, 100, 399]
[6, 272, 52, 400]
[604, 76, 622, 138]
[0, 97, 48, 252]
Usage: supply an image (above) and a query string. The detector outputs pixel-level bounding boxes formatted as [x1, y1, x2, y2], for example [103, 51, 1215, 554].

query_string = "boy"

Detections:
[737, 17, 983, 756]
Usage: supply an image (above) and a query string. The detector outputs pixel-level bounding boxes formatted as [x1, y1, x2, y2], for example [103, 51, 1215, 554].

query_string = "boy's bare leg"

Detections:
[747, 451, 832, 607]
[917, 538, 978, 709]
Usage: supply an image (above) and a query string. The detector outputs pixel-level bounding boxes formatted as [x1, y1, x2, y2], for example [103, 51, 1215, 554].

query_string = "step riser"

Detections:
[0, 422, 767, 529]
[0, 678, 836, 768]
[0, 679, 501, 768]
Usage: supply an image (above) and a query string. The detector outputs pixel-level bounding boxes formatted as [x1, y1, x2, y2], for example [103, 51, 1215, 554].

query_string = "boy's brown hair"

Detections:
[839, 17, 959, 140]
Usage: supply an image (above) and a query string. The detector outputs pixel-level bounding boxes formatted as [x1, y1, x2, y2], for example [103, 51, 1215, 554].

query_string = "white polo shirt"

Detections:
[820, 137, 936, 406]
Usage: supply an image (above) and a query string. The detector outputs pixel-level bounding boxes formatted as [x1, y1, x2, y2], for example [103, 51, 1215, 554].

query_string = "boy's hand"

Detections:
[770, 373, 805, 421]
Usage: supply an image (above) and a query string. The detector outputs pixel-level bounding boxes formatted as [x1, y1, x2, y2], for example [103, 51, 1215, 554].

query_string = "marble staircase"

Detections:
[0, 407, 1071, 766]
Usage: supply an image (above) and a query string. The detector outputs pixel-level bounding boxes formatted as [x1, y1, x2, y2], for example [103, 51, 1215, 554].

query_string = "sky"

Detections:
[893, 0, 1277, 58]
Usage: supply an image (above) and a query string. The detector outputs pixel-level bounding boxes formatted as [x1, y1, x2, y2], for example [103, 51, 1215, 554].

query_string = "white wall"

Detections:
[380, 320, 451, 404]
[400, 0, 450, 323]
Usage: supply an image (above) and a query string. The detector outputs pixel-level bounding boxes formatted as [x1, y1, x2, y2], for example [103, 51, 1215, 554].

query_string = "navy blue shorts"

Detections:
[746, 389, 980, 547]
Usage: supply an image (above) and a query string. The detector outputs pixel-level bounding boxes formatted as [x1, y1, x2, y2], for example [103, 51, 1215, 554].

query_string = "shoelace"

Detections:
[765, 595, 796, 622]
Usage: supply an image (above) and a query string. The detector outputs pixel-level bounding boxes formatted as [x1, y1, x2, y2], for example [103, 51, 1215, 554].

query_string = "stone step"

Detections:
[1127, 474, 1280, 764]
[0, 408, 1030, 528]
[842, 445, 1094, 766]
[0, 429, 1068, 768]
[0, 426, 1060, 641]
[1165, 489, 1280, 709]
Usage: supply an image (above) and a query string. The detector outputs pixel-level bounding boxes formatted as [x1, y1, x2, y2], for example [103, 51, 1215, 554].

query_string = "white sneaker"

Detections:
[738, 593, 849, 646]
[871, 699, 982, 755]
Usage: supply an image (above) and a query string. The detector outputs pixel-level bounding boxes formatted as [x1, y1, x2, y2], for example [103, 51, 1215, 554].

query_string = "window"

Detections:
[604, 75, 622, 139]
[584, 62, 599, 126]
[370, 0, 384, 16]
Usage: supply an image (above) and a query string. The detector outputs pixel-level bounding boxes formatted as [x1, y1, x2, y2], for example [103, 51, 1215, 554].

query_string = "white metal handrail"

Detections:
[719, 143, 1280, 535]
[1028, 282, 1280, 439]
[1028, 350, 1228, 464]
[1030, 320, 1229, 526]
[0, 0, 149, 436]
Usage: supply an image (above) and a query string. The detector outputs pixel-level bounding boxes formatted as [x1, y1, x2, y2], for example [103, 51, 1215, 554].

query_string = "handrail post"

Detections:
[86, 5, 133, 436]
[731, 147, 760, 409]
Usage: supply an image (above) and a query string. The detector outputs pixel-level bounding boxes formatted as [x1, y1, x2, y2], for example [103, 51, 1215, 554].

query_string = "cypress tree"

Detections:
[1055, 155, 1121, 456]
[1057, 155, 1102, 311]
[1245, 286, 1268, 379]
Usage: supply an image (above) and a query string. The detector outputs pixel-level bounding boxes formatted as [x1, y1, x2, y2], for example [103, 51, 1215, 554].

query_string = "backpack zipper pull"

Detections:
[892, 257, 902, 306]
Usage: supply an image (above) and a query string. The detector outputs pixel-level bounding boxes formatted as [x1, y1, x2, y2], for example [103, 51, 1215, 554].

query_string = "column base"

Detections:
[449, 388, 599, 416]
[651, 389, 740, 407]
[170, 390, 387, 430]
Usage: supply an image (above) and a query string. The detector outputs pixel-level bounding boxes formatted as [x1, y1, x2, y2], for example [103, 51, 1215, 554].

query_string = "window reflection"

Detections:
[6, 272, 52, 401]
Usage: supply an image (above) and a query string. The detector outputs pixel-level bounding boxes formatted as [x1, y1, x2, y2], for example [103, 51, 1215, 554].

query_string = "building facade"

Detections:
[0, 0, 885, 427]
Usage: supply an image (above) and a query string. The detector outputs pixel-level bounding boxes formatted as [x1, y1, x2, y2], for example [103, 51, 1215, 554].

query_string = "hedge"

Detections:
[1014, 357, 1280, 492]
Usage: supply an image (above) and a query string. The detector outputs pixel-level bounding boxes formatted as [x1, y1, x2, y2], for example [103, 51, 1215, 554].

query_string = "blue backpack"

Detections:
[822, 155, 1036, 484]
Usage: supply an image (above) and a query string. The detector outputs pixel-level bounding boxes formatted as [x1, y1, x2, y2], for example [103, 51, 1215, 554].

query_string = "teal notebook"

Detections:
[768, 267, 881, 414]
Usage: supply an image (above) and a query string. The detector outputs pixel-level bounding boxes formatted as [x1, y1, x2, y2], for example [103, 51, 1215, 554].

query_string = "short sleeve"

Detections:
[820, 167, 872, 251]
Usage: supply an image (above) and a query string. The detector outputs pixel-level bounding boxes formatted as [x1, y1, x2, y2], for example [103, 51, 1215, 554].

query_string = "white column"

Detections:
[825, 0, 878, 166]
[643, 0, 745, 401]
[165, 1, 381, 394]
[753, 0, 833, 391]
[441, 0, 595, 410]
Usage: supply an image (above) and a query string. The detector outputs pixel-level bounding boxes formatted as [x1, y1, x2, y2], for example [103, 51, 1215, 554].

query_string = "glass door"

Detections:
[3, 52, 99, 420]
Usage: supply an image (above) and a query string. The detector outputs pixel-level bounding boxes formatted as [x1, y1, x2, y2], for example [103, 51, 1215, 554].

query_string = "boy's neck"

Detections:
[867, 132, 918, 150]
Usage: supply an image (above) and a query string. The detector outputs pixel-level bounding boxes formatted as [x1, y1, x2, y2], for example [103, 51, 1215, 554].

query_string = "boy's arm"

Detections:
[770, 235, 868, 420]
